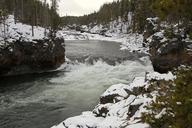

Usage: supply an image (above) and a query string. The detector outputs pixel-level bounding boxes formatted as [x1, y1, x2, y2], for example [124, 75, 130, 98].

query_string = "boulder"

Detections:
[144, 18, 192, 73]
[149, 34, 192, 73]
[99, 84, 130, 104]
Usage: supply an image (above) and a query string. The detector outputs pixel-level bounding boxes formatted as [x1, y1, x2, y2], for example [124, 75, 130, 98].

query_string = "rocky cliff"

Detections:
[0, 37, 65, 76]
[144, 18, 192, 73]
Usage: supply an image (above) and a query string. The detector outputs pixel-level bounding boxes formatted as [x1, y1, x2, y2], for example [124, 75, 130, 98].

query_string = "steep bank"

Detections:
[0, 15, 65, 76]
[0, 38, 65, 76]
[52, 71, 175, 128]
[144, 18, 192, 73]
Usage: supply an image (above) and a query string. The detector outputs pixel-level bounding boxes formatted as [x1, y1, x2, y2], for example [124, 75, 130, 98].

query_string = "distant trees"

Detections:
[151, 0, 192, 35]
[0, 10, 8, 36]
[131, 0, 152, 33]
[151, 0, 192, 22]
[61, 0, 153, 33]
[61, 0, 191, 34]
[49, 0, 60, 38]
[0, 0, 9, 36]
[0, 0, 61, 38]
[61, 0, 120, 26]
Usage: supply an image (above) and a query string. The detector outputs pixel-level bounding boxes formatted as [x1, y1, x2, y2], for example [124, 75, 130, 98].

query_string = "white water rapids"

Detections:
[0, 40, 153, 128]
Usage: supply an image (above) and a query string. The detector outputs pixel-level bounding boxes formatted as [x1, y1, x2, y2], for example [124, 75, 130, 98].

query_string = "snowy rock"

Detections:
[0, 38, 65, 76]
[146, 72, 176, 81]
[144, 19, 192, 73]
[0, 15, 65, 76]
[52, 72, 174, 128]
[100, 83, 131, 104]
[125, 123, 150, 128]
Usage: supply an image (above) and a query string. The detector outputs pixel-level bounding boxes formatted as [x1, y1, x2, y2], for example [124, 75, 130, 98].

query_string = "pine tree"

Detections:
[49, 0, 60, 39]
[142, 68, 192, 128]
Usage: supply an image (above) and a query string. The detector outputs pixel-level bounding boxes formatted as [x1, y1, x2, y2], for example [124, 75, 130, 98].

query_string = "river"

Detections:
[0, 40, 153, 128]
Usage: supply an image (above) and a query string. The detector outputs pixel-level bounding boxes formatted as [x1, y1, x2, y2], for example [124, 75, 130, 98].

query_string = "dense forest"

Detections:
[0, 0, 60, 37]
[62, 0, 192, 33]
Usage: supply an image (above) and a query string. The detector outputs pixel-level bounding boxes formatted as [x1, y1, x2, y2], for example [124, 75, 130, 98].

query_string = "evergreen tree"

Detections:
[142, 68, 192, 128]
[49, 0, 60, 39]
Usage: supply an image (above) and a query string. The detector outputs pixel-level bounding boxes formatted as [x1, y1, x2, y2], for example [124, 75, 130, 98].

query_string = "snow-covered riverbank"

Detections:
[1, 15, 170, 128]
[52, 23, 175, 127]
[0, 15, 148, 54]
[57, 29, 148, 54]
[52, 71, 175, 128]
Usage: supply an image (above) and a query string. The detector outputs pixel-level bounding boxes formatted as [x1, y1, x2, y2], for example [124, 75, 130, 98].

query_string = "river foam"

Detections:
[38, 56, 153, 103]
[0, 56, 153, 128]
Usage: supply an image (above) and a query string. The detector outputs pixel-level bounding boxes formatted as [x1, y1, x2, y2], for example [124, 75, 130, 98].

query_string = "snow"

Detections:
[62, 112, 103, 128]
[0, 15, 149, 53]
[146, 17, 159, 27]
[155, 108, 166, 119]
[184, 36, 192, 43]
[129, 77, 147, 89]
[0, 15, 47, 43]
[52, 72, 175, 128]
[146, 72, 176, 81]
[58, 29, 147, 53]
[59, 16, 148, 53]
[126, 123, 150, 128]
[187, 44, 192, 49]
[154, 31, 164, 39]
[160, 37, 168, 43]
[101, 83, 130, 99]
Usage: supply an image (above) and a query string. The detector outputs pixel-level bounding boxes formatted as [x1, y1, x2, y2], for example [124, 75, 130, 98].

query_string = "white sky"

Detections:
[58, 0, 115, 16]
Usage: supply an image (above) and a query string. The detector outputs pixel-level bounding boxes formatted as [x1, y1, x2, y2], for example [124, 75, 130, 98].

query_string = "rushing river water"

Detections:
[0, 40, 153, 128]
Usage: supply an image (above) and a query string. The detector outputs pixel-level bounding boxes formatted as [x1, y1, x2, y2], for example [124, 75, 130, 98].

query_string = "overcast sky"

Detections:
[58, 0, 115, 16]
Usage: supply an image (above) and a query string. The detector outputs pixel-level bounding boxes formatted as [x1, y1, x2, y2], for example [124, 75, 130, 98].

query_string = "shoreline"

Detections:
[51, 70, 175, 128]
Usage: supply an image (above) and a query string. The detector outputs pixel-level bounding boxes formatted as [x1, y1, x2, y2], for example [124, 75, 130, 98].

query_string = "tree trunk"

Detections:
[14, 0, 17, 24]
[32, 25, 34, 37]
[21, 0, 24, 21]
[44, 0, 47, 36]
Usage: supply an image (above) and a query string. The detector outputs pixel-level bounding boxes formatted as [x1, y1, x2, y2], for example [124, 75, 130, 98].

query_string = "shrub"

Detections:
[189, 32, 192, 40]
[142, 68, 192, 128]
[164, 28, 175, 39]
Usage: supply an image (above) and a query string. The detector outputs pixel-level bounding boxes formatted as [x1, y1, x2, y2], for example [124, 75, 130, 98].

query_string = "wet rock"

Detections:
[100, 94, 120, 104]
[93, 104, 110, 117]
[128, 104, 143, 117]
[144, 17, 160, 42]
[0, 37, 65, 76]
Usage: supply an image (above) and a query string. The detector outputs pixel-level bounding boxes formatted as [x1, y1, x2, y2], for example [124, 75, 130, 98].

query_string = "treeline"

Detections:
[62, 0, 192, 33]
[0, 0, 60, 37]
[61, 0, 132, 25]
[61, 0, 153, 33]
